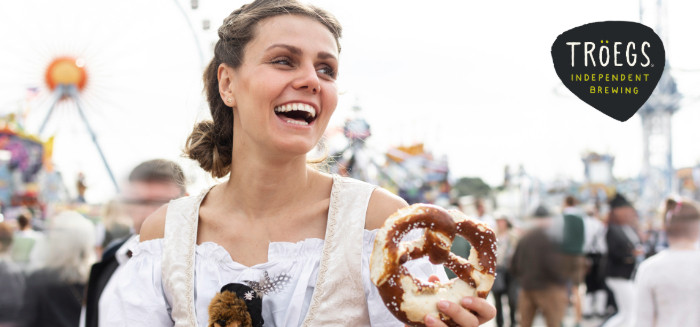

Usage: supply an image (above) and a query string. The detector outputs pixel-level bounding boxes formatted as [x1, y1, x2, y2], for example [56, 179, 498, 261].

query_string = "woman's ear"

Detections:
[218, 64, 236, 108]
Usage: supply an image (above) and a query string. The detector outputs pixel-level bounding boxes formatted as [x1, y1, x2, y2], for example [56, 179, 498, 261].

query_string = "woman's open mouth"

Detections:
[273, 103, 317, 126]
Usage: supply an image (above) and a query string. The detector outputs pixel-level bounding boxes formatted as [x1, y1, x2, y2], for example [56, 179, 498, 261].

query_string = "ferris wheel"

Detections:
[0, 0, 210, 201]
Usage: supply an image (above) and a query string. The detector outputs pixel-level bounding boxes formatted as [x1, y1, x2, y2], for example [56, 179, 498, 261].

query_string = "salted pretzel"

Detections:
[370, 204, 497, 327]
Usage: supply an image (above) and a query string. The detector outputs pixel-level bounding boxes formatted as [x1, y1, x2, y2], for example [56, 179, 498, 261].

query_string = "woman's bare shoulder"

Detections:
[139, 204, 168, 241]
[365, 187, 408, 230]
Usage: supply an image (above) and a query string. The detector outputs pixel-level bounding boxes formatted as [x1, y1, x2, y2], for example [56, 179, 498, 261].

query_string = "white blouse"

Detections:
[105, 231, 444, 327]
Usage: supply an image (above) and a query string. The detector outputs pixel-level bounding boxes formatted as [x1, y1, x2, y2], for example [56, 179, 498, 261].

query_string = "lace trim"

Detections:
[184, 189, 207, 326]
[301, 174, 341, 326]
[166, 186, 211, 327]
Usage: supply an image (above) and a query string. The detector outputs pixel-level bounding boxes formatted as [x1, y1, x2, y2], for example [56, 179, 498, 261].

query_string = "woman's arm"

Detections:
[365, 188, 409, 230]
[104, 241, 173, 327]
[139, 204, 168, 241]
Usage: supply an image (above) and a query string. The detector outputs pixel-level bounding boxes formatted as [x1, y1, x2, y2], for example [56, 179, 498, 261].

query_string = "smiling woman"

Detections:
[105, 1, 495, 326]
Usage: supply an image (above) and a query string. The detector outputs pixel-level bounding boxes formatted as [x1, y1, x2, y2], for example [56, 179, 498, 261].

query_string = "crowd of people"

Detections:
[0, 159, 186, 327]
[472, 193, 700, 327]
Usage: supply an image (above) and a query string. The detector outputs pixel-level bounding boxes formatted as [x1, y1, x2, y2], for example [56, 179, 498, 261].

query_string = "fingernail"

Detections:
[461, 297, 473, 306]
[425, 315, 436, 324]
[438, 300, 450, 310]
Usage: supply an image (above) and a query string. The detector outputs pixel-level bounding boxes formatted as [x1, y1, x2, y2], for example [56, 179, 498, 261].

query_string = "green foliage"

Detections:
[453, 177, 491, 197]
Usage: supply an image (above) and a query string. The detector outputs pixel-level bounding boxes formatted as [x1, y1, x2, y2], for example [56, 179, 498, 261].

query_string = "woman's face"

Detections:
[223, 15, 339, 157]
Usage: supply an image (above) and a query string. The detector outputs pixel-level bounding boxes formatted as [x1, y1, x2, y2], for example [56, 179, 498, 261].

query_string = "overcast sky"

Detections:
[1, 0, 699, 202]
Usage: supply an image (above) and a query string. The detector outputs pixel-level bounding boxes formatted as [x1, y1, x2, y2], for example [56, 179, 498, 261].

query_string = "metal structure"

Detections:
[637, 0, 683, 213]
[40, 60, 120, 192]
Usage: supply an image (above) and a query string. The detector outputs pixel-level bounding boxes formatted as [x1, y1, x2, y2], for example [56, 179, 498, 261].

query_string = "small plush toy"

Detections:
[208, 283, 264, 327]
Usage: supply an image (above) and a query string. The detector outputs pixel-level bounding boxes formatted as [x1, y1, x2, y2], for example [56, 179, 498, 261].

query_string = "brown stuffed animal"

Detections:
[208, 291, 252, 327]
[208, 283, 263, 327]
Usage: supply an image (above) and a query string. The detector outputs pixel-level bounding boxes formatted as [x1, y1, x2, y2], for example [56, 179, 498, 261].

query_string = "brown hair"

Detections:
[185, 0, 342, 178]
[129, 159, 186, 195]
[17, 213, 30, 230]
[665, 200, 700, 238]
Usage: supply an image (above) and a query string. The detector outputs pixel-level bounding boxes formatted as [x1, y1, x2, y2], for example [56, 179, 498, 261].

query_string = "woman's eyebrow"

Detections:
[266, 43, 301, 55]
[266, 43, 337, 61]
[317, 51, 337, 61]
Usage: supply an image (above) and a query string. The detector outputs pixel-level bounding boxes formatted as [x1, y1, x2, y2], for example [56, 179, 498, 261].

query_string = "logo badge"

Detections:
[551, 21, 665, 122]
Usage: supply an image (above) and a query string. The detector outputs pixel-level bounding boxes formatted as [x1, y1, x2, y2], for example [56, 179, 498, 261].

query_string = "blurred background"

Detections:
[0, 0, 699, 326]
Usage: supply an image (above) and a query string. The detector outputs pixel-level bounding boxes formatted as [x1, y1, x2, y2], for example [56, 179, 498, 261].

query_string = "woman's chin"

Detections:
[271, 139, 318, 158]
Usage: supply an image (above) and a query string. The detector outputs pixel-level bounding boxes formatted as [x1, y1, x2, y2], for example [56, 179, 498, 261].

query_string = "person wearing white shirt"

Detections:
[635, 200, 700, 327]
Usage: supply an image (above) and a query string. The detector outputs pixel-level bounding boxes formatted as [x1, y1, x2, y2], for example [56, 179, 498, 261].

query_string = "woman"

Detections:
[108, 1, 496, 326]
[18, 211, 96, 327]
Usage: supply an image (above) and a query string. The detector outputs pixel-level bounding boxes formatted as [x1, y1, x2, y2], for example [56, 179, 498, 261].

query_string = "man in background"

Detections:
[561, 195, 586, 327]
[635, 200, 700, 327]
[83, 159, 186, 327]
[511, 205, 567, 327]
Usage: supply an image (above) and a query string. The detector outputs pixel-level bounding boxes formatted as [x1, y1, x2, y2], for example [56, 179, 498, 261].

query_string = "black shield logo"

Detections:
[551, 21, 665, 122]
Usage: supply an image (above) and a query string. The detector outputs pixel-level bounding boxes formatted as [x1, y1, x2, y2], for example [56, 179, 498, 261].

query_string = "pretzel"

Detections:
[370, 204, 497, 327]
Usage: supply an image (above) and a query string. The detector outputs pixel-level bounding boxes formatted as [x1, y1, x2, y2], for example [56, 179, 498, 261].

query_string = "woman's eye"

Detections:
[271, 58, 292, 66]
[317, 65, 336, 78]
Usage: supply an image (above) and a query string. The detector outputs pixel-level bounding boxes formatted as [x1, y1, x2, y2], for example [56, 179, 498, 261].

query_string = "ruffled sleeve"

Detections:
[103, 239, 174, 327]
[361, 230, 449, 326]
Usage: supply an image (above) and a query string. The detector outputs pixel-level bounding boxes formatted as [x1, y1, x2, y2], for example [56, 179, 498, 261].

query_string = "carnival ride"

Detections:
[327, 105, 451, 205]
[0, 0, 207, 206]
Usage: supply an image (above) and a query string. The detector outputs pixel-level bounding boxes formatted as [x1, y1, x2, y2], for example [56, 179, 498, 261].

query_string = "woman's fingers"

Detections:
[424, 313, 448, 327]
[424, 300, 479, 327]
[423, 297, 496, 327]
[459, 297, 497, 325]
[427, 275, 441, 283]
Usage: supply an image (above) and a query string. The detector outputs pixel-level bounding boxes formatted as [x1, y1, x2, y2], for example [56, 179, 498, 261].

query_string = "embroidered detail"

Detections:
[244, 271, 292, 296]
[301, 175, 341, 326]
[185, 189, 209, 326]
[243, 291, 255, 301]
[164, 186, 212, 327]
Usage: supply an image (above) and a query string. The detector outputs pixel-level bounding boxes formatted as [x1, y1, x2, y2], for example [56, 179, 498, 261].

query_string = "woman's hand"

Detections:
[423, 297, 496, 327]
[418, 275, 496, 327]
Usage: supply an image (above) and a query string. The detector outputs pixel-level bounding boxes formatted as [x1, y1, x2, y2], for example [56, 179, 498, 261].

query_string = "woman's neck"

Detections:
[223, 148, 319, 218]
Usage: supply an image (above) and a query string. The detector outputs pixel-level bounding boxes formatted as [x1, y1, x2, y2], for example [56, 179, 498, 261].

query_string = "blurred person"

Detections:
[475, 197, 497, 230]
[10, 210, 42, 271]
[106, 1, 497, 325]
[582, 202, 608, 319]
[635, 200, 700, 327]
[18, 211, 96, 327]
[642, 198, 674, 259]
[0, 222, 24, 326]
[83, 159, 185, 327]
[601, 193, 642, 327]
[99, 199, 132, 249]
[493, 214, 519, 327]
[560, 195, 586, 327]
[510, 205, 567, 327]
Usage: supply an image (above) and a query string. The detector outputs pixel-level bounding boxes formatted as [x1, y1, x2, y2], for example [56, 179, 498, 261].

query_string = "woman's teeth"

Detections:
[285, 119, 308, 126]
[274, 103, 317, 120]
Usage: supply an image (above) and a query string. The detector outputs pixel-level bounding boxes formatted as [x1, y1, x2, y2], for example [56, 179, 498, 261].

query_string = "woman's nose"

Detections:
[292, 63, 321, 94]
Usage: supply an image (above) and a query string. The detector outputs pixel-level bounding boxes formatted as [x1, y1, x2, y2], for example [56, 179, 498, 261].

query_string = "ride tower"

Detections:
[637, 0, 682, 213]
